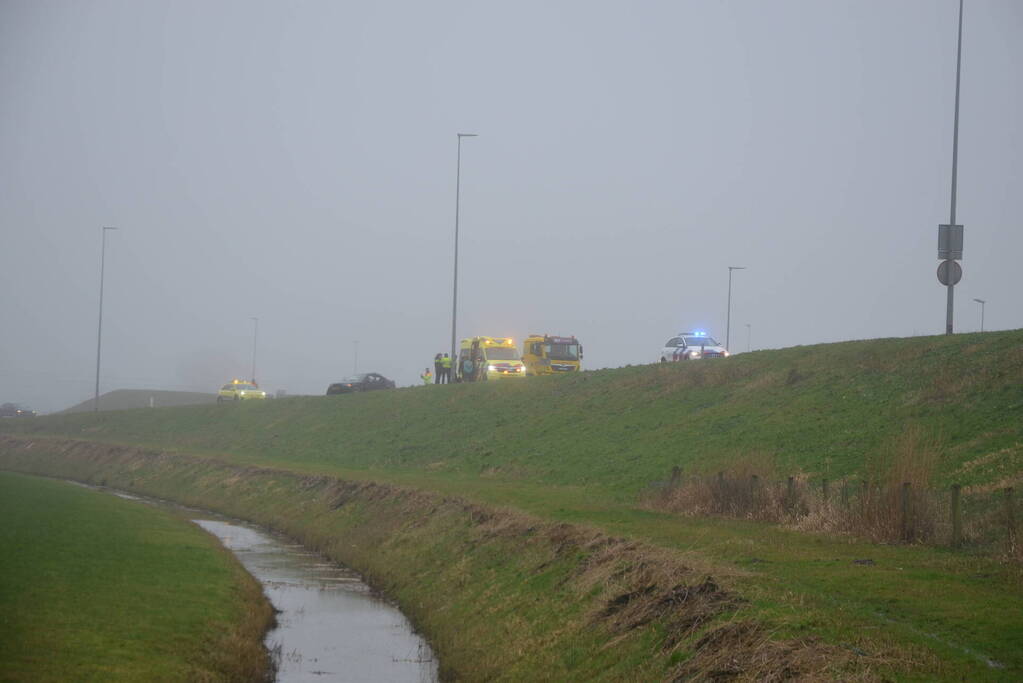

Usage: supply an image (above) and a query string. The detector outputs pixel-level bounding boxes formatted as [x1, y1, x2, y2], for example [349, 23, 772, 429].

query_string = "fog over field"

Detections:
[1, 0, 1021, 412]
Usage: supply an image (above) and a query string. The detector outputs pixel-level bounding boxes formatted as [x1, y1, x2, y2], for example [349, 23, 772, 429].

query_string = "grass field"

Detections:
[0, 471, 274, 682]
[2, 330, 1022, 679]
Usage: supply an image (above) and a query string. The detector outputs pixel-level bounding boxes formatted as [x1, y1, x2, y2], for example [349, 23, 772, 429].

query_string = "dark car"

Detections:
[326, 373, 396, 395]
[0, 403, 36, 418]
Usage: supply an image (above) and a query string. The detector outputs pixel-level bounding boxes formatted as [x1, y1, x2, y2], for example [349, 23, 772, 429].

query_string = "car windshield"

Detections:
[545, 343, 579, 360]
[484, 347, 520, 361]
[230, 383, 258, 390]
[341, 374, 368, 383]
[683, 336, 718, 347]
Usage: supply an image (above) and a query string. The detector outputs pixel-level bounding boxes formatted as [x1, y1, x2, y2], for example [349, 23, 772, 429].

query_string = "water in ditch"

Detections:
[195, 520, 438, 682]
[102, 489, 438, 682]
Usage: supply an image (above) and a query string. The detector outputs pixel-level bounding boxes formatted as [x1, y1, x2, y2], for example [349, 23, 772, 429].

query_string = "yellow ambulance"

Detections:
[217, 379, 267, 402]
[454, 336, 526, 382]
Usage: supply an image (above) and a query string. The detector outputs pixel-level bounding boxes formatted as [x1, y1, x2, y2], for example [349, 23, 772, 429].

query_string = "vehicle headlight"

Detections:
[689, 351, 701, 358]
[488, 365, 496, 372]
[239, 391, 246, 396]
[723, 350, 730, 357]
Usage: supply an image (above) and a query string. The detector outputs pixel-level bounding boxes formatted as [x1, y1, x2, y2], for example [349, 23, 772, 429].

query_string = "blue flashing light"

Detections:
[693, 330, 707, 337]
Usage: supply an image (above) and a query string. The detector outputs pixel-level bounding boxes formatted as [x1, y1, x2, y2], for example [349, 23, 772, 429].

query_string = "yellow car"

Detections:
[217, 379, 267, 403]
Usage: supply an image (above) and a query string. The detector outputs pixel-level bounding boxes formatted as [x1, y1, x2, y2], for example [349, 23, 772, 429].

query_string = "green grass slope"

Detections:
[16, 330, 1023, 496]
[0, 471, 274, 681]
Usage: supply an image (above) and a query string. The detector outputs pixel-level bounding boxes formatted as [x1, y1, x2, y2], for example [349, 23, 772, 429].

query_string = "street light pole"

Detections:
[250, 317, 258, 384]
[353, 340, 359, 374]
[726, 266, 745, 351]
[94, 226, 118, 412]
[745, 323, 751, 353]
[972, 298, 986, 332]
[450, 133, 478, 373]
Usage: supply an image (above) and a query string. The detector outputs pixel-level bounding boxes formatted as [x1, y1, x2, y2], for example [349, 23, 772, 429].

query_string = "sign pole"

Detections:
[944, 0, 965, 335]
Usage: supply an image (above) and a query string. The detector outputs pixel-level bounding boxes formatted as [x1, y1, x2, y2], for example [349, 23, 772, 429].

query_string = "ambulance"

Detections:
[521, 334, 583, 375]
[454, 336, 526, 382]
[217, 379, 267, 402]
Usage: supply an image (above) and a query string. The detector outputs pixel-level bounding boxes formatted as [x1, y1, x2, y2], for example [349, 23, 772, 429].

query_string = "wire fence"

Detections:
[648, 468, 1019, 558]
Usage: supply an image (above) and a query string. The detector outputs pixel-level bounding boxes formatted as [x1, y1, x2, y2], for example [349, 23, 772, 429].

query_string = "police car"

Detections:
[659, 331, 730, 362]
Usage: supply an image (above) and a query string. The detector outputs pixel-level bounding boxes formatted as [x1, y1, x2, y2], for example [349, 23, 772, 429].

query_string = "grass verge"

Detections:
[0, 470, 275, 682]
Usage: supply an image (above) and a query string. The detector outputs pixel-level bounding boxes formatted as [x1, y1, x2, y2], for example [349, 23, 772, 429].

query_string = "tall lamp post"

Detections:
[972, 298, 986, 332]
[725, 266, 745, 351]
[450, 133, 478, 371]
[353, 340, 359, 374]
[94, 226, 118, 412]
[938, 0, 966, 334]
[250, 317, 259, 384]
[745, 323, 752, 353]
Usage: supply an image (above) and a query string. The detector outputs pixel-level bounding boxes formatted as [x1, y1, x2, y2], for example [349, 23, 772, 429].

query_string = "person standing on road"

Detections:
[440, 353, 452, 384]
[420, 368, 433, 385]
[433, 353, 443, 384]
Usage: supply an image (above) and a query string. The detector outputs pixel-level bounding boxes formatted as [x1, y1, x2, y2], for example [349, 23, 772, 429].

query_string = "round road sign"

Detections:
[937, 260, 963, 286]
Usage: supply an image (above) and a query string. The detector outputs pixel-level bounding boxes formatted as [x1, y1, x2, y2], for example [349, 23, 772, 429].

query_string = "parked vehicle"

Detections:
[0, 403, 36, 417]
[326, 373, 396, 395]
[522, 334, 582, 375]
[454, 337, 526, 382]
[659, 331, 730, 361]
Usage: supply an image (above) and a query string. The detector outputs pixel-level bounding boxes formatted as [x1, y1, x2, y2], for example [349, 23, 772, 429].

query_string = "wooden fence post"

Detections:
[822, 478, 830, 504]
[1006, 487, 1017, 555]
[951, 484, 962, 550]
[900, 482, 911, 542]
[714, 471, 725, 514]
[841, 480, 849, 507]
[786, 476, 795, 512]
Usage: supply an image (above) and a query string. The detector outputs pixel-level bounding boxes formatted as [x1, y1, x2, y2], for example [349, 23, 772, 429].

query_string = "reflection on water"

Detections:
[195, 520, 438, 683]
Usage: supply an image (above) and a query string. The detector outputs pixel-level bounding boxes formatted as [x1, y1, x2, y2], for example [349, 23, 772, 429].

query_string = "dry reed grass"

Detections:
[651, 428, 1007, 548]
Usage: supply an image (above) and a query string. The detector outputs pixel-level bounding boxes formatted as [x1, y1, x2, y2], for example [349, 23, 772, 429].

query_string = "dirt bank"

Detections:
[0, 435, 860, 680]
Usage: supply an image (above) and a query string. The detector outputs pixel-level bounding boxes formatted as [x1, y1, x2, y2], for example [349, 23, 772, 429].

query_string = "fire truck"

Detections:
[521, 334, 583, 375]
[454, 336, 527, 382]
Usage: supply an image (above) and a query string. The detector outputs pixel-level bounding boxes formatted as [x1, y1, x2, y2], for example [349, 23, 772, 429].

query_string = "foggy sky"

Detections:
[2, 0, 1021, 413]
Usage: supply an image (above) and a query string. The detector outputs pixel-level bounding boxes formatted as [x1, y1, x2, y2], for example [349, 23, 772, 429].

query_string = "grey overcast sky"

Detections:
[1, 0, 1020, 412]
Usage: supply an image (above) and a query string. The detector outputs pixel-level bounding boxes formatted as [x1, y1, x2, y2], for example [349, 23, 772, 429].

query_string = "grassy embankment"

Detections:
[0, 471, 274, 682]
[3, 330, 1023, 679]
